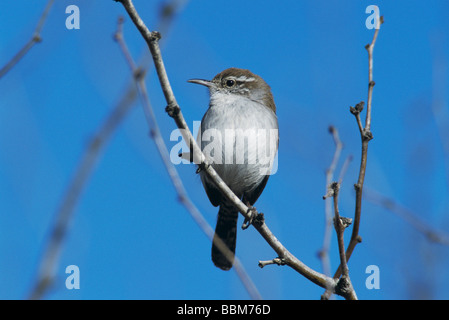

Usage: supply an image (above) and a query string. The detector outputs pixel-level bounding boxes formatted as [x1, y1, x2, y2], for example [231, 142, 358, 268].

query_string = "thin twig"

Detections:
[322, 16, 384, 300]
[28, 84, 137, 300]
[337, 155, 353, 184]
[320, 128, 353, 299]
[331, 185, 350, 281]
[332, 182, 357, 300]
[350, 102, 365, 136]
[258, 257, 285, 268]
[28, 0, 186, 300]
[365, 188, 449, 246]
[430, 35, 449, 189]
[344, 16, 384, 274]
[319, 126, 343, 279]
[114, 16, 262, 300]
[115, 0, 338, 294]
[364, 16, 383, 132]
[0, 0, 55, 79]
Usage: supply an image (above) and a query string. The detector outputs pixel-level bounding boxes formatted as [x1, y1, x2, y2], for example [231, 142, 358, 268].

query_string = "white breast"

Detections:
[198, 92, 278, 197]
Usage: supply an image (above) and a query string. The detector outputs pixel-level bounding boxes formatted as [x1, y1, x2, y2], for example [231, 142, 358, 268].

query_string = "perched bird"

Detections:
[188, 68, 279, 270]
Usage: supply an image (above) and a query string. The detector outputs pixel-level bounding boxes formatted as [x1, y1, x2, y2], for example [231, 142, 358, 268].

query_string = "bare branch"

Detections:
[364, 16, 384, 132]
[341, 16, 384, 276]
[29, 0, 186, 300]
[430, 35, 449, 189]
[331, 182, 357, 300]
[319, 127, 353, 286]
[258, 257, 286, 268]
[115, 0, 337, 294]
[319, 126, 343, 278]
[337, 155, 353, 184]
[0, 0, 55, 79]
[28, 83, 137, 300]
[365, 188, 449, 246]
[349, 102, 365, 136]
[113, 16, 262, 300]
[330, 184, 348, 274]
[322, 16, 384, 300]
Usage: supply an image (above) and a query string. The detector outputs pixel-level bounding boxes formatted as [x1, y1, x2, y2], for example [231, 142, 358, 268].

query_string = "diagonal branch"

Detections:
[0, 0, 55, 79]
[28, 0, 186, 300]
[114, 0, 339, 295]
[365, 188, 449, 246]
[113, 16, 262, 300]
[28, 82, 137, 300]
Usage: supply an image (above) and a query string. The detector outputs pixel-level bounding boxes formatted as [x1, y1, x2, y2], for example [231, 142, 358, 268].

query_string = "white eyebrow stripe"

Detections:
[235, 76, 256, 82]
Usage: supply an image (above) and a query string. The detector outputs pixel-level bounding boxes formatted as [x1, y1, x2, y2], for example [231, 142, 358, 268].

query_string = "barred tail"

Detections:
[211, 204, 238, 270]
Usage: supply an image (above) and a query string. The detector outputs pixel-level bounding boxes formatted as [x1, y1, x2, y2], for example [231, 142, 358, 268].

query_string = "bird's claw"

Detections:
[242, 206, 263, 230]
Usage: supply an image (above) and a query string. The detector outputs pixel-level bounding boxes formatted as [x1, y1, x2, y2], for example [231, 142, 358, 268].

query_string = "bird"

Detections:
[188, 68, 279, 270]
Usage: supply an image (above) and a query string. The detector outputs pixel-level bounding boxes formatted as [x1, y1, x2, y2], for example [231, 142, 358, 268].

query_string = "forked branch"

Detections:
[0, 0, 55, 79]
[322, 16, 384, 300]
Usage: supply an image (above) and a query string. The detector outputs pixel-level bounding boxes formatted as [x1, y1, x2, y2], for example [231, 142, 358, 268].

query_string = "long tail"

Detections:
[211, 203, 238, 270]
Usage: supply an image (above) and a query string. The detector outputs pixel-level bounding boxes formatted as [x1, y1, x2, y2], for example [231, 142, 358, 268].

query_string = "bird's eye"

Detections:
[225, 79, 236, 87]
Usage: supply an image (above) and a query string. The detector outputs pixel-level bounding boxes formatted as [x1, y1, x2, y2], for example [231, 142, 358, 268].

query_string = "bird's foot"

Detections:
[242, 206, 264, 230]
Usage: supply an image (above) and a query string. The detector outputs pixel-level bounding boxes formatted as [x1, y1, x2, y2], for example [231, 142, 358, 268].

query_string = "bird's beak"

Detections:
[187, 78, 214, 87]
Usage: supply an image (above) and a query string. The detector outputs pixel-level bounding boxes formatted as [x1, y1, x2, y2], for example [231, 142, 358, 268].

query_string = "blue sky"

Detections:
[1, 0, 448, 300]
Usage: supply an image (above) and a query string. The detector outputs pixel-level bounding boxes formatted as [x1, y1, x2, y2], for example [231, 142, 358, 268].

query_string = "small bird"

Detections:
[188, 68, 279, 270]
